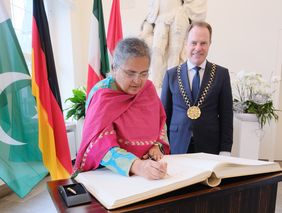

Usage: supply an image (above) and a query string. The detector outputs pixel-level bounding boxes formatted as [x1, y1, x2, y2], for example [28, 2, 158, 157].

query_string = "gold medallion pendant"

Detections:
[187, 106, 201, 119]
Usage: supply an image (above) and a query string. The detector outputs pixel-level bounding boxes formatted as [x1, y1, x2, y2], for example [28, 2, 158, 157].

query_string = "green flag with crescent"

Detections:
[0, 1, 47, 198]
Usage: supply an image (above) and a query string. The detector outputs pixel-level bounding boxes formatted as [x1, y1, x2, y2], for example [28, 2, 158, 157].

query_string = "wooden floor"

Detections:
[0, 172, 282, 213]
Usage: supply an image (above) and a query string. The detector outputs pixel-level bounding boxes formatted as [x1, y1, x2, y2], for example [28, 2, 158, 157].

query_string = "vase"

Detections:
[234, 113, 258, 122]
[232, 113, 262, 160]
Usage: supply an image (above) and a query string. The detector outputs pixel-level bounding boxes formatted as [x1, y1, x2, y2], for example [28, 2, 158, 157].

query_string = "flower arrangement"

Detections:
[233, 70, 279, 128]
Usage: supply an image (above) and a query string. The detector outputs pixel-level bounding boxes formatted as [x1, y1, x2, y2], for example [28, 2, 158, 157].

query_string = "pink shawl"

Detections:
[74, 80, 169, 171]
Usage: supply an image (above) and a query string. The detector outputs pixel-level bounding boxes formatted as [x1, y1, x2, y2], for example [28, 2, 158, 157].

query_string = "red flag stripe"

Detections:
[87, 64, 101, 94]
[107, 0, 123, 55]
[86, 13, 102, 95]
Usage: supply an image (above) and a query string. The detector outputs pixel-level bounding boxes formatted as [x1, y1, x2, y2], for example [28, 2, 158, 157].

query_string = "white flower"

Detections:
[233, 71, 274, 104]
[236, 70, 246, 80]
[232, 70, 280, 128]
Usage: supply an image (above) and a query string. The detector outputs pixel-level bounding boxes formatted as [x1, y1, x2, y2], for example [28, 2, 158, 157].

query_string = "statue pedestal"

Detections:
[232, 113, 262, 159]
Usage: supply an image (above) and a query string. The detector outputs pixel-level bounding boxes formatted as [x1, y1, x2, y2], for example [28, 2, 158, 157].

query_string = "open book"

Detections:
[75, 153, 282, 210]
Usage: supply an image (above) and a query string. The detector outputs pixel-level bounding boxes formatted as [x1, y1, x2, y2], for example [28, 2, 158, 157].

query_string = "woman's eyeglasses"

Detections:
[121, 69, 149, 80]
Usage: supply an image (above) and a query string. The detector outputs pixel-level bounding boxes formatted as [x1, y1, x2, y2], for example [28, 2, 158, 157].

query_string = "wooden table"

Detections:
[47, 172, 282, 213]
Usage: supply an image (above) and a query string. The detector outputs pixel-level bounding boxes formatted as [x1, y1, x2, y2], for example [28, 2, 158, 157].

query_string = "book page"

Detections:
[182, 153, 282, 179]
[167, 154, 224, 171]
[75, 155, 212, 210]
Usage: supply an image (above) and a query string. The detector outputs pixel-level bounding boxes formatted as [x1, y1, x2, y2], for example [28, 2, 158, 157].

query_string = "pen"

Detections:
[67, 187, 77, 195]
[149, 155, 156, 161]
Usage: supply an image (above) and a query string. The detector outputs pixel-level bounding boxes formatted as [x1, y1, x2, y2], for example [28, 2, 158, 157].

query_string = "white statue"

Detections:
[140, 0, 207, 89]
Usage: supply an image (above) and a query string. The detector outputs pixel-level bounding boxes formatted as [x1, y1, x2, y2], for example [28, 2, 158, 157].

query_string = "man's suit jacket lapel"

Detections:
[179, 62, 193, 102]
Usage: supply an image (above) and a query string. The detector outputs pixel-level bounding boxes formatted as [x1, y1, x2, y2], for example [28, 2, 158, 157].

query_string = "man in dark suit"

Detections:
[161, 21, 233, 155]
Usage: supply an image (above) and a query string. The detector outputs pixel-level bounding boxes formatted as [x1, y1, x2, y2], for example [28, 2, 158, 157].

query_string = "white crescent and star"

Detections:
[0, 72, 32, 146]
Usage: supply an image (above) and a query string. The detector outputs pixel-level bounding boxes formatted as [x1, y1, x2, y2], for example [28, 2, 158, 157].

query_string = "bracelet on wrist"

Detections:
[154, 142, 165, 154]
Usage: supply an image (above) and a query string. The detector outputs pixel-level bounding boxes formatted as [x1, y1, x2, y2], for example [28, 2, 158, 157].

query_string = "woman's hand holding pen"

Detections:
[130, 159, 167, 180]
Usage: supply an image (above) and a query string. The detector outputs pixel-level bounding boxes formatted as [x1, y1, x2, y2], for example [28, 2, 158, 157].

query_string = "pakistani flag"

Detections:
[0, 1, 48, 198]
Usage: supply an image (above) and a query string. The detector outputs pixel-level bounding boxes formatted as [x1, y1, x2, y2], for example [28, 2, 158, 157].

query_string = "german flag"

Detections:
[31, 0, 72, 179]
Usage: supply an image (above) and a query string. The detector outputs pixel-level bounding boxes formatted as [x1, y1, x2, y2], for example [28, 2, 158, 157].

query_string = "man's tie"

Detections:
[192, 66, 201, 103]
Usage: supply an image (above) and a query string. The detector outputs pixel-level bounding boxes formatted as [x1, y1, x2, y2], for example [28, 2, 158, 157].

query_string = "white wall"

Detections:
[68, 0, 92, 88]
[274, 30, 282, 160]
[206, 0, 282, 78]
[103, 0, 149, 37]
[46, 0, 77, 111]
[52, 0, 282, 160]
